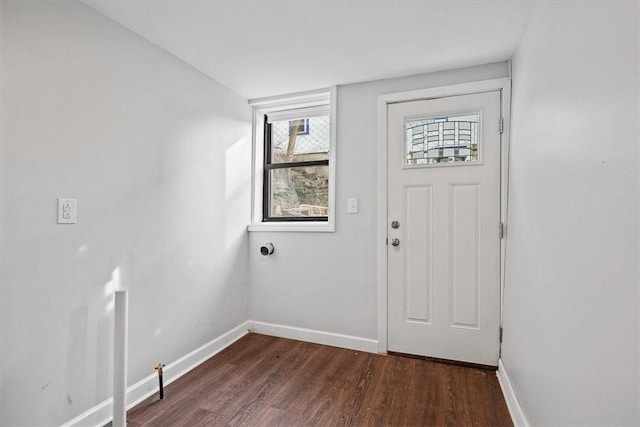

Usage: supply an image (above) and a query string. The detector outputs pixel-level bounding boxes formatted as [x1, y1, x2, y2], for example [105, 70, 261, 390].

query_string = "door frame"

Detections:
[377, 78, 512, 354]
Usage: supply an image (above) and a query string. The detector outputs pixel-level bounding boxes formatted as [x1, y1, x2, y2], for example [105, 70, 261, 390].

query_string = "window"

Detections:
[289, 118, 309, 135]
[249, 88, 336, 232]
[405, 113, 480, 166]
[264, 112, 330, 221]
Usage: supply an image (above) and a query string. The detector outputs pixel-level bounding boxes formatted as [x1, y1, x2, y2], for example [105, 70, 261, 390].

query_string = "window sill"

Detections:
[248, 221, 335, 233]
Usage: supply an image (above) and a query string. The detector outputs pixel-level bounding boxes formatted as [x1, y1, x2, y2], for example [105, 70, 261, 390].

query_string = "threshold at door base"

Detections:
[388, 351, 498, 371]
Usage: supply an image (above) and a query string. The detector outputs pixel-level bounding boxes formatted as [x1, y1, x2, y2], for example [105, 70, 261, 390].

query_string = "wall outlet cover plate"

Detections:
[57, 198, 77, 224]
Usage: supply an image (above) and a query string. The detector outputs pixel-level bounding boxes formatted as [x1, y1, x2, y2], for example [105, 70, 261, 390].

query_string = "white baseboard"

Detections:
[496, 358, 530, 427]
[61, 321, 251, 427]
[249, 320, 379, 354]
[61, 320, 378, 426]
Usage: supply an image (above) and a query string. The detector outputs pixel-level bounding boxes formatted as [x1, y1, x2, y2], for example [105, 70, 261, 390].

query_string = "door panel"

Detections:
[404, 185, 433, 324]
[450, 182, 480, 329]
[387, 91, 501, 366]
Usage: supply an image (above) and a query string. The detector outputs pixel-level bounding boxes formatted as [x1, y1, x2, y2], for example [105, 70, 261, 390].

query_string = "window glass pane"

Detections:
[405, 113, 479, 165]
[271, 115, 330, 163]
[269, 166, 329, 218]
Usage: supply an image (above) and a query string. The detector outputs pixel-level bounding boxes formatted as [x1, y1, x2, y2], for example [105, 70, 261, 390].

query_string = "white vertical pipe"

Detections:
[113, 290, 128, 427]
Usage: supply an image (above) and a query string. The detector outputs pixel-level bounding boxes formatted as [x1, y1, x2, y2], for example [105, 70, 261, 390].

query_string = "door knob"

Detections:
[391, 238, 400, 247]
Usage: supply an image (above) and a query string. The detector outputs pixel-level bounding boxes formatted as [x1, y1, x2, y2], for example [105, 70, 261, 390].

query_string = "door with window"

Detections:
[387, 91, 501, 366]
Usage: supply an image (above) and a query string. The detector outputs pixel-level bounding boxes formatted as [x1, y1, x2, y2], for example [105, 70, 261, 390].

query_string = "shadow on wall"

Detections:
[225, 137, 252, 251]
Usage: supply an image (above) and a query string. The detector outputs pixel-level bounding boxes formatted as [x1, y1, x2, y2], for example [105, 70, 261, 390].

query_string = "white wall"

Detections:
[249, 62, 510, 342]
[502, 1, 639, 425]
[0, 1, 252, 425]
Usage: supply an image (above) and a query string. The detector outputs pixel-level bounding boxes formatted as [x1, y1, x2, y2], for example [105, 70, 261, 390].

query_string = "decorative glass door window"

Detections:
[405, 113, 479, 165]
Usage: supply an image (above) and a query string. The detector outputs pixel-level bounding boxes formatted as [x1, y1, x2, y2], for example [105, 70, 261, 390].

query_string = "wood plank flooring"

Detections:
[127, 333, 512, 427]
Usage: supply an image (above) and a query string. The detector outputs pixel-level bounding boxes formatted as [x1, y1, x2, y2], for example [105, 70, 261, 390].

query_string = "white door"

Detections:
[387, 91, 501, 366]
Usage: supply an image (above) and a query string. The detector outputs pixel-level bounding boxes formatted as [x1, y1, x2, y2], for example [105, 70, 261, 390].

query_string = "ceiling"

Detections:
[83, 0, 537, 100]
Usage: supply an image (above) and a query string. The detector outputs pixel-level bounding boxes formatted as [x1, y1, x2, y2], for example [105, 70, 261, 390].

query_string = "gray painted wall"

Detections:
[0, 1, 252, 425]
[248, 62, 510, 340]
[501, 1, 639, 425]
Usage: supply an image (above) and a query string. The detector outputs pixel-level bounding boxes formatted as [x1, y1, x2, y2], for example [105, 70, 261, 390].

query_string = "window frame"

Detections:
[248, 87, 336, 232]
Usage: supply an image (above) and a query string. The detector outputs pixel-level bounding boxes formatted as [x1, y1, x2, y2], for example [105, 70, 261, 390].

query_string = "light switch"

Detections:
[347, 198, 358, 214]
[58, 198, 77, 224]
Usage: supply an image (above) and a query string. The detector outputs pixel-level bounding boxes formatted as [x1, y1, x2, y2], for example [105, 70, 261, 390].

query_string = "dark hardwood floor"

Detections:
[127, 333, 512, 427]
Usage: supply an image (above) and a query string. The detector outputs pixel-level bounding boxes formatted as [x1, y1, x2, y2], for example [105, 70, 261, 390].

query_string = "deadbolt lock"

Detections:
[391, 220, 400, 229]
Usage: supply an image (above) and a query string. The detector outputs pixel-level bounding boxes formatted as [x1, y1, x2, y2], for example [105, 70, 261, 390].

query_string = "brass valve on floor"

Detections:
[155, 363, 165, 400]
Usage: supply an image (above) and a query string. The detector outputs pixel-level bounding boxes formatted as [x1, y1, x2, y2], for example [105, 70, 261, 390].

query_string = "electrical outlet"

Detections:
[57, 198, 77, 224]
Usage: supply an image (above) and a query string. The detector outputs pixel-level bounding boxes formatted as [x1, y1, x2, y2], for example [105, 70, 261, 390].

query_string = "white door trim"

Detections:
[377, 78, 512, 354]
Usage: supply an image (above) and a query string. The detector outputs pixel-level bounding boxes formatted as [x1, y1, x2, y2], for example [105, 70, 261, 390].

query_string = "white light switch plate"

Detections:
[57, 198, 77, 224]
[347, 198, 358, 214]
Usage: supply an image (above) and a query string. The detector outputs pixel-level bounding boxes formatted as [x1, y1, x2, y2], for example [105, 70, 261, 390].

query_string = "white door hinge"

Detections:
[499, 117, 504, 134]
[499, 222, 505, 239]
